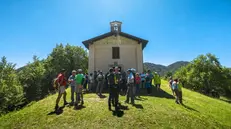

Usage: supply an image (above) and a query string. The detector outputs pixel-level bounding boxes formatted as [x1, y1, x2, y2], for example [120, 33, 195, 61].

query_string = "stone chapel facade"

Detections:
[82, 21, 148, 74]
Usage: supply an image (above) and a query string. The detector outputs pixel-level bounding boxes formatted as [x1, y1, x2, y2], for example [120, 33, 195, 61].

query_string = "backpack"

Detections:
[53, 78, 60, 89]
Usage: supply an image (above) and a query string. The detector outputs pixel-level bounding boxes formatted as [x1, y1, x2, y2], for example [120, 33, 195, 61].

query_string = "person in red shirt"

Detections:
[135, 73, 141, 98]
[55, 69, 68, 111]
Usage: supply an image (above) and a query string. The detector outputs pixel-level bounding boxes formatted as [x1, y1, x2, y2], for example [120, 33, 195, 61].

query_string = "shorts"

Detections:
[76, 84, 83, 93]
[58, 86, 66, 94]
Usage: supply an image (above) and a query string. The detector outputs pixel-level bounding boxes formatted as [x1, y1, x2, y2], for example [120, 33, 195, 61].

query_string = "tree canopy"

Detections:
[174, 53, 231, 98]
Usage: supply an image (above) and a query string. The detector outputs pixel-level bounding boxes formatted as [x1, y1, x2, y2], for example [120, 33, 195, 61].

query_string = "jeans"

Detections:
[71, 86, 76, 103]
[173, 89, 180, 103]
[126, 83, 135, 104]
[136, 83, 140, 96]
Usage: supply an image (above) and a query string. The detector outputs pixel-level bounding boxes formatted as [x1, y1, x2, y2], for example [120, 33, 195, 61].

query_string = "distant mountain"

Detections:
[144, 61, 190, 76]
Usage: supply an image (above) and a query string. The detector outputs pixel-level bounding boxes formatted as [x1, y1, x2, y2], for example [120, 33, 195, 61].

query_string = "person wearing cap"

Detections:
[96, 70, 104, 96]
[68, 70, 77, 105]
[55, 69, 68, 111]
[125, 69, 135, 105]
[107, 67, 119, 111]
[75, 69, 85, 108]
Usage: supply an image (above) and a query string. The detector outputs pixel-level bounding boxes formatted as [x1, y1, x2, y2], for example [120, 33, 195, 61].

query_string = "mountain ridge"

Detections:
[144, 61, 190, 76]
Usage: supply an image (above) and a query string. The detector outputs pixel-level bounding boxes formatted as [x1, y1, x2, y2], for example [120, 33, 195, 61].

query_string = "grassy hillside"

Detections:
[0, 80, 231, 129]
[144, 61, 189, 76]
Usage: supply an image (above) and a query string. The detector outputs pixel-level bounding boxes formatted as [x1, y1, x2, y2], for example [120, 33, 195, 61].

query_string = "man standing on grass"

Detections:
[107, 68, 119, 111]
[75, 69, 85, 108]
[68, 70, 77, 106]
[172, 79, 180, 104]
[55, 69, 68, 111]
[154, 72, 161, 91]
[125, 69, 135, 105]
[96, 71, 104, 96]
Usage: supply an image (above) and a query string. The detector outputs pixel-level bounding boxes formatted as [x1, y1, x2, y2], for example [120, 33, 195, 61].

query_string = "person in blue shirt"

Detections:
[145, 73, 152, 95]
[172, 79, 180, 104]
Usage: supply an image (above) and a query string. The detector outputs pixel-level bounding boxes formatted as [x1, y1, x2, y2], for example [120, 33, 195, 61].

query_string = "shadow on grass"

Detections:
[74, 105, 86, 110]
[135, 97, 148, 101]
[182, 104, 199, 112]
[112, 110, 124, 117]
[139, 87, 175, 99]
[111, 104, 129, 117]
[220, 99, 231, 104]
[47, 106, 65, 115]
[132, 104, 144, 109]
[98, 94, 107, 99]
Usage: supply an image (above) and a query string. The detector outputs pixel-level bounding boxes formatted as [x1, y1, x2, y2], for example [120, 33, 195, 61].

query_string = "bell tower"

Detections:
[110, 21, 122, 33]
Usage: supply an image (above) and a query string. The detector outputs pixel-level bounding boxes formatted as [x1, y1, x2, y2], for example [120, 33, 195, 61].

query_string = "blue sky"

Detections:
[0, 0, 231, 68]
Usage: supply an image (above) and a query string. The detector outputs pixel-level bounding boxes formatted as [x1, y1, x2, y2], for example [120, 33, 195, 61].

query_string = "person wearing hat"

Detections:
[68, 70, 77, 105]
[55, 69, 68, 111]
[96, 70, 104, 96]
[125, 69, 135, 105]
[107, 67, 119, 111]
[75, 69, 85, 108]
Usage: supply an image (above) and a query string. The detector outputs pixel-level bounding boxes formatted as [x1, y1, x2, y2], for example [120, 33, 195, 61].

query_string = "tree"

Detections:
[18, 56, 45, 101]
[0, 56, 24, 113]
[41, 43, 89, 94]
[174, 53, 231, 98]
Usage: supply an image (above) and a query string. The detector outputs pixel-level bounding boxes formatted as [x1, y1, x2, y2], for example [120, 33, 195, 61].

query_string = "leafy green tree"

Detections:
[174, 53, 231, 98]
[0, 56, 24, 113]
[19, 56, 45, 101]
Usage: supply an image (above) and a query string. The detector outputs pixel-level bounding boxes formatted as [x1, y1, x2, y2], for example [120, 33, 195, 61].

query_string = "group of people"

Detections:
[53, 67, 164, 111]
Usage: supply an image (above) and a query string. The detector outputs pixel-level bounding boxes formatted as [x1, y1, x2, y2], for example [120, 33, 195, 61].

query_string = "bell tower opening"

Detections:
[110, 21, 122, 33]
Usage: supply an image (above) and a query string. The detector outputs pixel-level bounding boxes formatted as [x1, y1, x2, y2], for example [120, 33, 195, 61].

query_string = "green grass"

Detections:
[0, 80, 231, 129]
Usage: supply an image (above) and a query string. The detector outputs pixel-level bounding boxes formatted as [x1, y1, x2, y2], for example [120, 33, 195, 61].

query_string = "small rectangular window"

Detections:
[112, 47, 120, 59]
